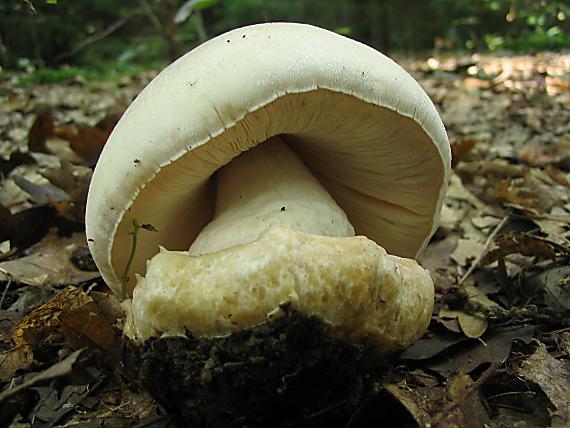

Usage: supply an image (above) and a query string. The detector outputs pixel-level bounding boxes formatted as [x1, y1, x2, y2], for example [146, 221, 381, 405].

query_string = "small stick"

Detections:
[0, 269, 12, 308]
[430, 362, 499, 426]
[458, 214, 510, 286]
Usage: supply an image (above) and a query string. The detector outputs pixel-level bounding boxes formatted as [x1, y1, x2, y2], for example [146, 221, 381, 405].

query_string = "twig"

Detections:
[138, 0, 163, 31]
[55, 14, 134, 62]
[458, 215, 510, 286]
[0, 268, 12, 308]
[430, 362, 499, 426]
[486, 391, 535, 400]
[47, 377, 105, 428]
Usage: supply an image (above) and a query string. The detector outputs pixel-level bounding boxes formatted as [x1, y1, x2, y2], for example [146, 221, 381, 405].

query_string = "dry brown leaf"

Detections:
[518, 341, 570, 424]
[10, 286, 122, 366]
[446, 373, 472, 400]
[439, 308, 488, 339]
[471, 215, 501, 230]
[0, 349, 83, 404]
[383, 383, 431, 427]
[438, 374, 490, 428]
[0, 204, 55, 251]
[438, 204, 465, 233]
[451, 139, 477, 168]
[28, 111, 55, 154]
[11, 287, 91, 348]
[457, 159, 525, 181]
[546, 165, 570, 187]
[464, 283, 500, 311]
[446, 173, 486, 209]
[400, 329, 468, 361]
[53, 112, 120, 164]
[41, 161, 92, 221]
[481, 231, 562, 265]
[450, 238, 485, 267]
[528, 265, 570, 312]
[493, 178, 536, 208]
[0, 232, 100, 287]
[59, 300, 121, 361]
[429, 325, 534, 376]
[438, 317, 462, 334]
[0, 345, 35, 382]
[559, 332, 570, 357]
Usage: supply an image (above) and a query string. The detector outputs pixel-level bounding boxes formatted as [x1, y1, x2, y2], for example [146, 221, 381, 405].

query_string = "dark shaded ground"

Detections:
[126, 308, 384, 428]
[1, 53, 570, 427]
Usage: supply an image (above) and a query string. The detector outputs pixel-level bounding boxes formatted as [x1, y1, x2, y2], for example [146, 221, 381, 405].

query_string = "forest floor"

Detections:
[1, 52, 570, 427]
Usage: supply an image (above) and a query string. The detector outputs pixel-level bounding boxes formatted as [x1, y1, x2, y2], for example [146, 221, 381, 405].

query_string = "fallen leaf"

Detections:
[493, 178, 536, 208]
[545, 165, 570, 187]
[457, 159, 525, 182]
[437, 317, 462, 334]
[446, 374, 472, 403]
[0, 349, 83, 404]
[559, 332, 570, 357]
[518, 341, 570, 424]
[41, 161, 92, 221]
[0, 232, 100, 287]
[400, 328, 467, 361]
[60, 299, 121, 362]
[12, 174, 69, 207]
[481, 231, 563, 265]
[382, 383, 431, 427]
[429, 325, 535, 376]
[0, 204, 55, 251]
[0, 151, 35, 177]
[451, 139, 477, 168]
[438, 203, 465, 233]
[0, 345, 35, 382]
[526, 265, 570, 312]
[471, 215, 501, 230]
[28, 111, 54, 154]
[532, 218, 568, 246]
[437, 374, 490, 428]
[418, 234, 459, 290]
[53, 112, 120, 164]
[439, 308, 488, 339]
[31, 384, 90, 424]
[446, 173, 486, 209]
[11, 287, 91, 348]
[451, 238, 485, 267]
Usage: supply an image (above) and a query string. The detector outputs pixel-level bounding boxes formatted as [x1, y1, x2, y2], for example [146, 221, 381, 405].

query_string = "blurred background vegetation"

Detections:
[1, 0, 569, 81]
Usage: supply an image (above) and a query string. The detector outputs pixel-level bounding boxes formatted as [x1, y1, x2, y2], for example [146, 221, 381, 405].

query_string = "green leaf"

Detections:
[334, 27, 352, 36]
[195, 0, 218, 11]
[46, 0, 57, 4]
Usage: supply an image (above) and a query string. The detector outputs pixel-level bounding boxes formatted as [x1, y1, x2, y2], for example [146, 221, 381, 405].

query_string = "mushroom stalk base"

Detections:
[126, 225, 434, 350]
[124, 309, 378, 427]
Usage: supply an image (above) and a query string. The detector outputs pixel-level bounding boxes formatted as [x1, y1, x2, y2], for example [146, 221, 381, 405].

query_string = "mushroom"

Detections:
[86, 22, 450, 351]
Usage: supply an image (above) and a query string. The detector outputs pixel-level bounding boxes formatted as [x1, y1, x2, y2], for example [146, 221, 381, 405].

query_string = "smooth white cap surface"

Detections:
[86, 22, 451, 295]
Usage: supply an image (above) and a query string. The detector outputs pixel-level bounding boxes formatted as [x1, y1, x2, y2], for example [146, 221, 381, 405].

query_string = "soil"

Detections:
[123, 308, 395, 428]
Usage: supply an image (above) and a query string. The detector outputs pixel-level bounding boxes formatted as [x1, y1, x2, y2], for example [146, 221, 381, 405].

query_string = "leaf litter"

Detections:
[1, 54, 570, 426]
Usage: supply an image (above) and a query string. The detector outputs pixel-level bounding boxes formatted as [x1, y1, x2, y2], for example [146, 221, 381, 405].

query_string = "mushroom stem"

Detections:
[189, 136, 355, 255]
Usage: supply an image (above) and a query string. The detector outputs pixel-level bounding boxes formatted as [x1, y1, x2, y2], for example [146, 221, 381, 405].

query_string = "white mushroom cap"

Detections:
[86, 22, 451, 296]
